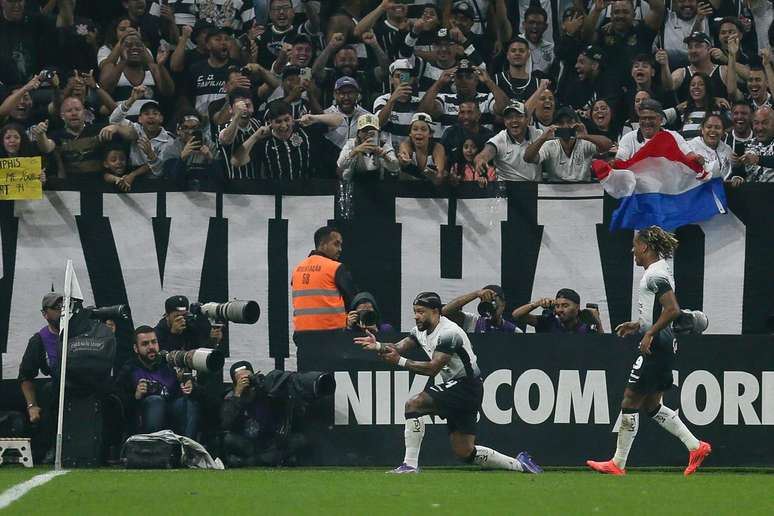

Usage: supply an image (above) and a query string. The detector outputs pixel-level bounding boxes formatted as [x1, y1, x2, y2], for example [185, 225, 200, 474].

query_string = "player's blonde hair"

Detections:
[636, 226, 679, 259]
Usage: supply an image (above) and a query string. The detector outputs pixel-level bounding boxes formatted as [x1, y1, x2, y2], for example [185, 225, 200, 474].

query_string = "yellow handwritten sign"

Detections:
[0, 157, 43, 200]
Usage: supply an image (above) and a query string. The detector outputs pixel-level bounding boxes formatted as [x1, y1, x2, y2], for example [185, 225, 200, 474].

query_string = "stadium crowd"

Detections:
[2, 0, 774, 189]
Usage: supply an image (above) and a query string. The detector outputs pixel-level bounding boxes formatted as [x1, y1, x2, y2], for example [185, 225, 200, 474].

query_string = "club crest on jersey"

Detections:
[290, 133, 304, 147]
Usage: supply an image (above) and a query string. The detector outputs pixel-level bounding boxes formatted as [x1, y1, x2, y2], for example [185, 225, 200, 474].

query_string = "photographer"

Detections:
[116, 326, 200, 438]
[442, 285, 521, 334]
[155, 295, 222, 352]
[220, 361, 274, 467]
[17, 292, 64, 462]
[345, 292, 395, 334]
[512, 288, 603, 334]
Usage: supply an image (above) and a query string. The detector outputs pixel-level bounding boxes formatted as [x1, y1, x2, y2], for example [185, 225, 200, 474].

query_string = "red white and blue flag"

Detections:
[592, 131, 728, 231]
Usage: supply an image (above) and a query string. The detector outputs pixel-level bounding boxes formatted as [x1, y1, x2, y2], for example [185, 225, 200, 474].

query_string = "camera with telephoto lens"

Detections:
[357, 309, 377, 327]
[187, 300, 261, 325]
[159, 348, 225, 374]
[86, 304, 131, 322]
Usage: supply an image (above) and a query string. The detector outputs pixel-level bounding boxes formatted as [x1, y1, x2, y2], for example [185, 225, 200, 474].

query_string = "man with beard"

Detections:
[662, 0, 710, 68]
[474, 100, 543, 181]
[666, 31, 730, 102]
[418, 60, 507, 132]
[723, 100, 754, 159]
[616, 98, 698, 160]
[185, 26, 241, 120]
[440, 100, 493, 161]
[558, 45, 620, 114]
[116, 326, 200, 437]
[311, 35, 373, 109]
[742, 65, 774, 111]
[737, 106, 774, 182]
[442, 285, 521, 334]
[495, 36, 541, 102]
[512, 288, 603, 334]
[253, 0, 322, 69]
[582, 0, 665, 87]
[354, 291, 542, 474]
[321, 76, 372, 172]
[231, 99, 343, 179]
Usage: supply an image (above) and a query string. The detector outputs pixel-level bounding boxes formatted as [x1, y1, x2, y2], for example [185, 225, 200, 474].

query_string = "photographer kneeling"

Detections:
[221, 361, 273, 467]
[512, 288, 603, 334]
[117, 326, 200, 438]
[443, 285, 521, 333]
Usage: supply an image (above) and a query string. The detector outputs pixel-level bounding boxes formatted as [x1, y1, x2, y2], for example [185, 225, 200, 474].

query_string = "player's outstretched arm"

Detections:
[381, 348, 450, 377]
[353, 331, 418, 354]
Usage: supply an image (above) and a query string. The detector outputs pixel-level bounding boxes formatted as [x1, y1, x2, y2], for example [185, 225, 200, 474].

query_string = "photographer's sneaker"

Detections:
[684, 441, 712, 476]
[388, 463, 418, 474]
[516, 451, 543, 474]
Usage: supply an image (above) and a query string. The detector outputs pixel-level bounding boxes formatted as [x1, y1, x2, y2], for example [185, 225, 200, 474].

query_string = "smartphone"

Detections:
[191, 129, 203, 143]
[399, 71, 411, 84]
[555, 127, 577, 139]
[371, 133, 380, 146]
[300, 67, 312, 81]
[733, 142, 746, 155]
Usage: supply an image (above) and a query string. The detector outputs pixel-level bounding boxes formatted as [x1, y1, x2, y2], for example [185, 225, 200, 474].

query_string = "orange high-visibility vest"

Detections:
[291, 254, 346, 331]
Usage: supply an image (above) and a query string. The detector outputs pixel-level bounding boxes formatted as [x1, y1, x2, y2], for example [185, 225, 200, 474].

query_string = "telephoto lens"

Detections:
[199, 300, 260, 324]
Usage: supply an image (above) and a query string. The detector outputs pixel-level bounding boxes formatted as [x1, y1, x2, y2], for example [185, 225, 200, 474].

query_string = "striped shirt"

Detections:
[373, 93, 423, 149]
[257, 127, 316, 180]
[435, 92, 496, 132]
[679, 109, 708, 140]
[217, 117, 263, 179]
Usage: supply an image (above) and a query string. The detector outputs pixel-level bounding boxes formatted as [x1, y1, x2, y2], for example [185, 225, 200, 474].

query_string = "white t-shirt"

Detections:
[487, 127, 544, 181]
[537, 138, 597, 182]
[409, 316, 480, 382]
[688, 136, 733, 179]
[616, 129, 693, 161]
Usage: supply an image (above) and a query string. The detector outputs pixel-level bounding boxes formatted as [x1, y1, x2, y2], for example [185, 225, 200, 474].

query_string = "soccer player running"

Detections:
[354, 291, 542, 474]
[587, 226, 711, 476]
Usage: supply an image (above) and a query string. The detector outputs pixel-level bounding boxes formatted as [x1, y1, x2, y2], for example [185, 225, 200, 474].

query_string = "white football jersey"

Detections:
[638, 259, 675, 331]
[410, 316, 480, 382]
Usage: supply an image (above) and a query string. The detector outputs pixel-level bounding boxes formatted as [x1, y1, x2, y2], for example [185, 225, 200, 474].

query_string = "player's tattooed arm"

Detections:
[353, 333, 418, 354]
[382, 348, 450, 376]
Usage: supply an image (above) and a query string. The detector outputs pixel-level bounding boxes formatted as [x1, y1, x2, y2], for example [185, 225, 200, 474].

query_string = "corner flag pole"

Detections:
[54, 260, 82, 471]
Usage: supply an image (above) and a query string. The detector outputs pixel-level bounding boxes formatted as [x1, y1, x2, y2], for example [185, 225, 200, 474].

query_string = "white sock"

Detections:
[612, 411, 639, 470]
[403, 417, 425, 468]
[473, 445, 523, 471]
[651, 405, 700, 451]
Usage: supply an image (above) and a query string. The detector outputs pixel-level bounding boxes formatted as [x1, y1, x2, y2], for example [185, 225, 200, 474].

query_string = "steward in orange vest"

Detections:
[291, 227, 355, 331]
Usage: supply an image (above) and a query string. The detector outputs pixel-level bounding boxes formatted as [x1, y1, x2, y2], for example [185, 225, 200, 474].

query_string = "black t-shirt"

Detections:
[50, 122, 108, 176]
[253, 23, 323, 69]
[596, 22, 658, 86]
[0, 14, 59, 85]
[374, 20, 408, 62]
[186, 58, 240, 118]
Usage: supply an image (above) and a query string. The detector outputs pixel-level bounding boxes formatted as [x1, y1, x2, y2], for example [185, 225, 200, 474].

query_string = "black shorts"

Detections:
[627, 331, 676, 394]
[426, 376, 483, 435]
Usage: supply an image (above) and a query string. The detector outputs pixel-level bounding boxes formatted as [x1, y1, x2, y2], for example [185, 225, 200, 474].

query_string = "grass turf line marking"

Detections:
[0, 470, 69, 510]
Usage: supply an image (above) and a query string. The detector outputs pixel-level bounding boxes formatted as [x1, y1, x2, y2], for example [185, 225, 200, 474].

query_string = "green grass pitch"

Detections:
[1, 467, 773, 515]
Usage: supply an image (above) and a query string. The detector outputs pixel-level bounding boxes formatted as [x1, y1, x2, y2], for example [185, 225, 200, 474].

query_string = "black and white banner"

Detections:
[295, 332, 774, 467]
[0, 182, 772, 380]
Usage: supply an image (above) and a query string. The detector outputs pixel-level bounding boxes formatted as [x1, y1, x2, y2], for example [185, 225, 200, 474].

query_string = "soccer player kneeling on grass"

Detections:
[354, 292, 542, 474]
[586, 226, 711, 476]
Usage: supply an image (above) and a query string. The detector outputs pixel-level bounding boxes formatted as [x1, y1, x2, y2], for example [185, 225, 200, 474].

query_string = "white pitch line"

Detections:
[0, 470, 70, 510]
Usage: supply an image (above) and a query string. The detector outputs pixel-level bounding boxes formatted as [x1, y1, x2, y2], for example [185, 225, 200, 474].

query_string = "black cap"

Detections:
[206, 26, 233, 39]
[555, 288, 580, 305]
[582, 45, 603, 62]
[684, 31, 712, 45]
[435, 28, 452, 43]
[482, 285, 505, 300]
[554, 106, 578, 123]
[282, 65, 301, 79]
[229, 360, 254, 383]
[138, 99, 161, 113]
[165, 295, 190, 314]
[451, 1, 474, 18]
[192, 20, 216, 40]
[413, 291, 443, 310]
[42, 292, 63, 310]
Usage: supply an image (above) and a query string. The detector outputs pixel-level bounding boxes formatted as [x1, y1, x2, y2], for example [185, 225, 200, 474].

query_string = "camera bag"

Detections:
[123, 437, 182, 469]
[62, 393, 103, 467]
